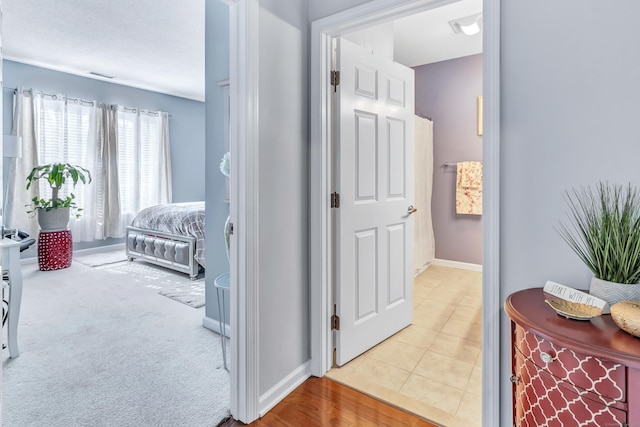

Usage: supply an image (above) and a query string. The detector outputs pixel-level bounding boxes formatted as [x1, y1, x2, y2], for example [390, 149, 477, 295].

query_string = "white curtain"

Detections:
[116, 108, 172, 228]
[93, 106, 122, 239]
[6, 89, 40, 239]
[9, 87, 172, 241]
[413, 115, 436, 275]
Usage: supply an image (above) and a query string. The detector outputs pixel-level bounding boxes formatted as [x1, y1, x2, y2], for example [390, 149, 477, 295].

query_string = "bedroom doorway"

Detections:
[3, 2, 225, 424]
[309, 0, 500, 426]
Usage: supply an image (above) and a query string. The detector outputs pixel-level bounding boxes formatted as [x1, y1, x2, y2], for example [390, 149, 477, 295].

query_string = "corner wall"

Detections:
[257, 0, 311, 398]
[203, 0, 231, 330]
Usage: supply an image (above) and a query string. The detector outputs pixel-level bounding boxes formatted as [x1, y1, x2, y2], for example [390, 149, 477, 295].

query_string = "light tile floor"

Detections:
[325, 265, 482, 427]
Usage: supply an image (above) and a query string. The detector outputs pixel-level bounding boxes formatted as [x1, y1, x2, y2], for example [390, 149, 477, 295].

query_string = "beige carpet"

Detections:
[2, 259, 229, 427]
[73, 249, 129, 267]
[94, 257, 205, 308]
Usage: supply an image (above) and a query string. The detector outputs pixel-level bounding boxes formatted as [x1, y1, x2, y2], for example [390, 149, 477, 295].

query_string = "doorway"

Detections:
[326, 6, 482, 425]
[309, 0, 500, 426]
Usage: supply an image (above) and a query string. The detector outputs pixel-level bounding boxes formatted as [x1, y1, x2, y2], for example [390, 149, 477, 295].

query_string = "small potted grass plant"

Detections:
[556, 181, 640, 306]
[26, 162, 92, 231]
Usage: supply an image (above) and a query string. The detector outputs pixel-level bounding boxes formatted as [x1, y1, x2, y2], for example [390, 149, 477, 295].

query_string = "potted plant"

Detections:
[26, 163, 92, 231]
[557, 181, 640, 306]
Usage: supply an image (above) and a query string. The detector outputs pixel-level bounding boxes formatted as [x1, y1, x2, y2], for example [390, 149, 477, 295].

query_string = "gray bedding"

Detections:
[131, 201, 205, 268]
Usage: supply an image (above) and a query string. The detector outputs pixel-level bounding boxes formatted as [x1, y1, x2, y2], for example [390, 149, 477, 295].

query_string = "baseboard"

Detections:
[21, 242, 126, 265]
[414, 263, 429, 277]
[431, 258, 482, 272]
[73, 243, 126, 256]
[259, 361, 311, 417]
[203, 315, 230, 338]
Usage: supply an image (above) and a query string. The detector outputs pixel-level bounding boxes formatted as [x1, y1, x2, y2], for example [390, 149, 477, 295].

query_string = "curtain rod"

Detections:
[3, 86, 171, 117]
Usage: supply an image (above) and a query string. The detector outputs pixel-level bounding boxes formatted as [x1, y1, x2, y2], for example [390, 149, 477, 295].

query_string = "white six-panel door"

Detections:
[335, 38, 415, 366]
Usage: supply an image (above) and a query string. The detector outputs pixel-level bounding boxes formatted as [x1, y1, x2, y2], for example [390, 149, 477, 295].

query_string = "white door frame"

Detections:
[222, 0, 260, 423]
[309, 1, 501, 426]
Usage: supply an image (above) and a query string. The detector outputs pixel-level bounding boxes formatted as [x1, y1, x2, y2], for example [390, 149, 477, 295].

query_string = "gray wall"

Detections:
[203, 0, 310, 406]
[204, 0, 310, 404]
[203, 0, 231, 333]
[499, 1, 640, 424]
[414, 54, 482, 265]
[2, 60, 206, 254]
[258, 0, 310, 396]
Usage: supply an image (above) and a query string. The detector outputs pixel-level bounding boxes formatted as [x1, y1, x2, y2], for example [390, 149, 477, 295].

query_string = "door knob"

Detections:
[407, 205, 417, 214]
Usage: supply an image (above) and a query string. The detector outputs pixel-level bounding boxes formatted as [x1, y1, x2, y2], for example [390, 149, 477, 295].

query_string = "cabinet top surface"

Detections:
[505, 288, 640, 366]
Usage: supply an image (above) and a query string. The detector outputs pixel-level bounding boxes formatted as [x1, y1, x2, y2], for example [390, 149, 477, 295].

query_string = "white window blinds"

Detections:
[11, 88, 172, 242]
[117, 108, 172, 227]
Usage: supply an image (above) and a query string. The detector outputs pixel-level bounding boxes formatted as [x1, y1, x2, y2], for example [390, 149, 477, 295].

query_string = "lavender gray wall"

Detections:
[414, 54, 482, 265]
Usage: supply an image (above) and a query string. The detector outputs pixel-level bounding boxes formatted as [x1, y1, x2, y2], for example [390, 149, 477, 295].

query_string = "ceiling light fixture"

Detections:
[449, 13, 483, 36]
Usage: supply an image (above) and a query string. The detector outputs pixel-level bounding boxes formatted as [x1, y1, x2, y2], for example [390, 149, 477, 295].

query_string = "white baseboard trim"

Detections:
[432, 258, 483, 272]
[21, 242, 125, 265]
[259, 361, 311, 417]
[73, 243, 126, 256]
[202, 315, 231, 338]
[414, 264, 429, 277]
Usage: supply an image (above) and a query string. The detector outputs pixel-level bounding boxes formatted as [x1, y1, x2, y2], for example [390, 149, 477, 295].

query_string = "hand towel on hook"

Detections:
[455, 161, 482, 215]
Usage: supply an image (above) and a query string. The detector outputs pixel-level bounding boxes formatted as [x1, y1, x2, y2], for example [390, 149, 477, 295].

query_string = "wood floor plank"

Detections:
[219, 377, 439, 427]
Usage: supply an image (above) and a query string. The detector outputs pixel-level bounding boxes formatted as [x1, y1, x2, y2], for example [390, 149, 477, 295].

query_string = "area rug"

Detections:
[97, 260, 205, 308]
[74, 249, 129, 267]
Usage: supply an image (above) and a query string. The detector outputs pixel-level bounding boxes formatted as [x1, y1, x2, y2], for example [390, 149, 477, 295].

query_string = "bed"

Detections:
[125, 201, 205, 279]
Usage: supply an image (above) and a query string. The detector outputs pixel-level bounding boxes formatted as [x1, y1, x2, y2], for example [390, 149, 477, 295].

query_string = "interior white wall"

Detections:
[257, 0, 311, 398]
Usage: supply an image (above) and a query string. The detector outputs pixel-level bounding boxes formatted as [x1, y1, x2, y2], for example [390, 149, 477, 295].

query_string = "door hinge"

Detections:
[330, 192, 340, 208]
[331, 304, 340, 331]
[331, 70, 340, 92]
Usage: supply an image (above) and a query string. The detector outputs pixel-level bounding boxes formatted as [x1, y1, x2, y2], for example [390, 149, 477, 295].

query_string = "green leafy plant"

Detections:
[557, 182, 640, 284]
[26, 163, 92, 217]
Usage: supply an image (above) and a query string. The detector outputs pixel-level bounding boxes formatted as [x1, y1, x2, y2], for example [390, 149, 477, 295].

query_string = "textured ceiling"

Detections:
[2, 0, 205, 101]
[1, 0, 481, 103]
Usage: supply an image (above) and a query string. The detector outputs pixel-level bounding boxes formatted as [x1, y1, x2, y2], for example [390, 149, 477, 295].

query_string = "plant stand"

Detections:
[213, 272, 230, 371]
[38, 229, 73, 271]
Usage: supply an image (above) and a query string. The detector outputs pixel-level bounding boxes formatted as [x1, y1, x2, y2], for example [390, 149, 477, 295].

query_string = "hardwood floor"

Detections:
[219, 377, 438, 426]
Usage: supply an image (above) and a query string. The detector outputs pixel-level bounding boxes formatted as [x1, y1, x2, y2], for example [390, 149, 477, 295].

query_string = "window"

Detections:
[35, 98, 96, 213]
[117, 108, 171, 226]
[16, 89, 172, 241]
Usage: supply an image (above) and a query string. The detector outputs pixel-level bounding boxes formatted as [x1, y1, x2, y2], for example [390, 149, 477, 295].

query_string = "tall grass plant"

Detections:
[557, 182, 640, 285]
